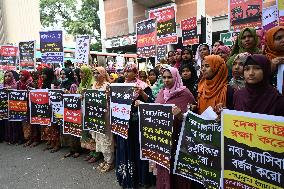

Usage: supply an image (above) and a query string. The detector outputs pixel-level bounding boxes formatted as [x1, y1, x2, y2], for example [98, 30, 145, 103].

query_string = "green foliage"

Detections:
[40, 0, 100, 37]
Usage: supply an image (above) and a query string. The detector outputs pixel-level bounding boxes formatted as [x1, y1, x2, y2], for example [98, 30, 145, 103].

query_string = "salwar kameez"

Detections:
[116, 86, 155, 188]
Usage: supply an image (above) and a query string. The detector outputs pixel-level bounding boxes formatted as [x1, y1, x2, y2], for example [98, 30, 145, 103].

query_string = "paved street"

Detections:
[0, 143, 119, 189]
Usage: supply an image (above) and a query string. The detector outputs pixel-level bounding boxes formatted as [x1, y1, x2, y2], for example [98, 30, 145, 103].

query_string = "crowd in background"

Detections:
[1, 26, 284, 189]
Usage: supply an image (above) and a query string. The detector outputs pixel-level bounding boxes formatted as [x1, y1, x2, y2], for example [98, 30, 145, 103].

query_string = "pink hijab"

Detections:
[162, 67, 186, 102]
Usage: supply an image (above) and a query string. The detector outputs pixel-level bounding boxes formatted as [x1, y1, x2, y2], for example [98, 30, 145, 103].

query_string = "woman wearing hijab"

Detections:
[40, 68, 59, 151]
[64, 66, 94, 158]
[16, 70, 34, 147]
[73, 68, 81, 86]
[174, 49, 182, 69]
[3, 71, 18, 144]
[197, 55, 233, 115]
[264, 26, 284, 91]
[195, 43, 212, 77]
[78, 66, 100, 161]
[179, 48, 195, 69]
[60, 68, 76, 91]
[227, 28, 260, 78]
[155, 67, 195, 189]
[229, 53, 250, 91]
[148, 68, 159, 86]
[91, 67, 114, 173]
[216, 45, 231, 63]
[180, 63, 198, 99]
[116, 63, 155, 188]
[234, 54, 284, 116]
[25, 71, 42, 147]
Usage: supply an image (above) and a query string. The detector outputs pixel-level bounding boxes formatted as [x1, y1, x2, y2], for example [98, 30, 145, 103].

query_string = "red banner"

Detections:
[230, 0, 262, 31]
[29, 90, 51, 126]
[0, 46, 18, 71]
[149, 6, 177, 46]
[181, 17, 199, 46]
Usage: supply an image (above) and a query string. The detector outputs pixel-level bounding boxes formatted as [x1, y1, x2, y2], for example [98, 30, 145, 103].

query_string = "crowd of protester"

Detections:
[1, 26, 284, 189]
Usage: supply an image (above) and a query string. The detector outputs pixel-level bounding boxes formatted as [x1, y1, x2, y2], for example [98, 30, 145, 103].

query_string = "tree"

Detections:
[40, 0, 102, 51]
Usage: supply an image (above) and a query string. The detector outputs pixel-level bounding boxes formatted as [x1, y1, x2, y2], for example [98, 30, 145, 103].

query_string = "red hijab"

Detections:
[18, 70, 33, 90]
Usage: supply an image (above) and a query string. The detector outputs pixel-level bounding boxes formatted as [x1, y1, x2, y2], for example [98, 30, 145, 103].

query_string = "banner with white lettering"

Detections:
[110, 83, 135, 139]
[19, 41, 35, 71]
[63, 94, 82, 138]
[49, 89, 64, 125]
[139, 103, 174, 170]
[0, 89, 8, 120]
[174, 111, 222, 188]
[29, 89, 51, 125]
[8, 90, 28, 121]
[222, 109, 284, 189]
[83, 89, 107, 134]
[40, 30, 64, 66]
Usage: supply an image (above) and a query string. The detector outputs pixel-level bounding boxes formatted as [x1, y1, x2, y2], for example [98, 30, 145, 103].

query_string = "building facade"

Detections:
[0, 0, 41, 44]
[99, 0, 276, 53]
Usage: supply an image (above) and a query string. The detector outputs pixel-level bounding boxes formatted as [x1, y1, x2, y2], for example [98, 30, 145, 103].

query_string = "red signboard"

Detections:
[181, 17, 199, 46]
[149, 6, 177, 46]
[229, 0, 262, 31]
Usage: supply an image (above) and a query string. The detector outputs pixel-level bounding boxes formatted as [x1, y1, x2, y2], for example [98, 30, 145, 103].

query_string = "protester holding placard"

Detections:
[116, 63, 155, 188]
[233, 54, 284, 116]
[80, 66, 100, 161]
[3, 71, 18, 144]
[155, 67, 195, 189]
[17, 70, 34, 146]
[91, 67, 114, 173]
[39, 68, 57, 151]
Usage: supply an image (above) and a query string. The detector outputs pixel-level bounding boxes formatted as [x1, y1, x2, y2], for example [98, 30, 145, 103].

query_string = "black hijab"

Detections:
[42, 67, 54, 89]
[148, 69, 159, 86]
[73, 68, 81, 85]
[61, 68, 75, 90]
[233, 54, 284, 116]
[180, 63, 198, 98]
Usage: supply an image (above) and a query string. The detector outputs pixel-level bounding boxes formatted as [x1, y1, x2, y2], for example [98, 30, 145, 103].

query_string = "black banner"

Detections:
[139, 103, 173, 170]
[84, 90, 107, 134]
[49, 89, 64, 125]
[136, 18, 157, 58]
[63, 94, 82, 138]
[156, 45, 167, 63]
[29, 90, 51, 125]
[110, 83, 135, 139]
[8, 90, 28, 121]
[19, 41, 35, 70]
[174, 112, 222, 189]
[0, 89, 8, 120]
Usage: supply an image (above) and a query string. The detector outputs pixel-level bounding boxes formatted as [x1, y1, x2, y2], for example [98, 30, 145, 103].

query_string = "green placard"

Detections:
[220, 32, 233, 46]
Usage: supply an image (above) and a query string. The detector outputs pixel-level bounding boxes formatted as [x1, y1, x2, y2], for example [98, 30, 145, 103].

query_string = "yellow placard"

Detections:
[224, 170, 282, 189]
[223, 114, 284, 153]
